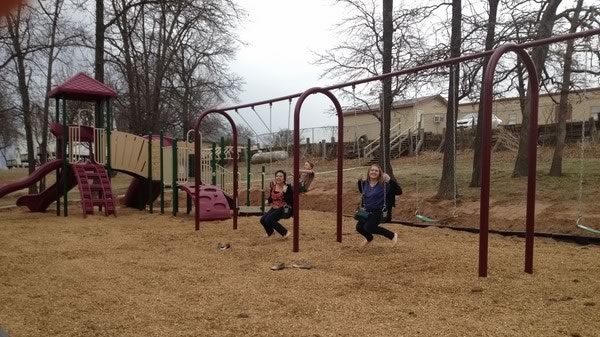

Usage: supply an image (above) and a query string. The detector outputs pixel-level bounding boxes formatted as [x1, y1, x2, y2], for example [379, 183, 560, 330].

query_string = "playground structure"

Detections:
[191, 28, 600, 278]
[0, 73, 267, 221]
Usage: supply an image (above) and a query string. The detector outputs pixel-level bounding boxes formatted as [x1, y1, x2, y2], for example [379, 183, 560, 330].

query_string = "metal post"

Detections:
[160, 130, 164, 214]
[261, 165, 265, 213]
[62, 96, 68, 217]
[106, 98, 112, 178]
[148, 132, 153, 213]
[211, 143, 216, 185]
[172, 138, 178, 216]
[220, 136, 225, 167]
[246, 138, 251, 206]
[220, 136, 225, 190]
[55, 97, 60, 216]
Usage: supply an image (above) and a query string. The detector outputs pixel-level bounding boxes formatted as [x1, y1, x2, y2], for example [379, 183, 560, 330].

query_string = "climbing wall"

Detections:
[178, 183, 231, 221]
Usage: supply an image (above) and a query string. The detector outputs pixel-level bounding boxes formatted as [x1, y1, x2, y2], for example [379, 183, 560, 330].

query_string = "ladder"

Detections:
[72, 163, 116, 217]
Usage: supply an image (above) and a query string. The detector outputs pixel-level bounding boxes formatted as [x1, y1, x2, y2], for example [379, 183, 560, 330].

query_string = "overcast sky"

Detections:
[227, 0, 345, 136]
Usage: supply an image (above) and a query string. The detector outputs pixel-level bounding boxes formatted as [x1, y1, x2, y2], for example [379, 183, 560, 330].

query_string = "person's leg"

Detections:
[260, 208, 277, 236]
[355, 219, 373, 241]
[267, 208, 288, 236]
[365, 212, 395, 240]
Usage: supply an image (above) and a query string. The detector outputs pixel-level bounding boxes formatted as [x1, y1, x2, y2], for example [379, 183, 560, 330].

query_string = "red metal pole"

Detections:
[193, 110, 239, 231]
[517, 49, 539, 274]
[480, 44, 539, 277]
[293, 88, 345, 252]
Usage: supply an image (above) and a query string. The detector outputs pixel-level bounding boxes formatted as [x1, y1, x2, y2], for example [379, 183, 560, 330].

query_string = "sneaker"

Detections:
[270, 262, 286, 271]
[391, 233, 398, 247]
[282, 231, 292, 240]
[358, 239, 371, 249]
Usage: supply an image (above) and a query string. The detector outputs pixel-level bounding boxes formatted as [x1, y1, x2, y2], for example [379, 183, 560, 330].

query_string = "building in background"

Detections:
[343, 88, 600, 139]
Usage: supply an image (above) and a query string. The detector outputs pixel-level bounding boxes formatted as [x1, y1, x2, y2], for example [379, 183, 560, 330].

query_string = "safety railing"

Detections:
[362, 121, 402, 159]
[67, 125, 81, 163]
[94, 128, 106, 164]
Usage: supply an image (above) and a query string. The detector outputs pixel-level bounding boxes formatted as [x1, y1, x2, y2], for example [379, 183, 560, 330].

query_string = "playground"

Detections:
[0, 23, 599, 337]
[1, 145, 600, 336]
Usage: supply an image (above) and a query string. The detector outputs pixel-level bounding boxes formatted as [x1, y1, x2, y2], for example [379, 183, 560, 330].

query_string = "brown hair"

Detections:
[305, 161, 314, 169]
[366, 164, 384, 186]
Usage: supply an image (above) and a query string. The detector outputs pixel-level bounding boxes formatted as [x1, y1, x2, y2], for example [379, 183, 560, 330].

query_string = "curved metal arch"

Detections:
[193, 110, 239, 232]
[479, 44, 539, 277]
[292, 87, 344, 252]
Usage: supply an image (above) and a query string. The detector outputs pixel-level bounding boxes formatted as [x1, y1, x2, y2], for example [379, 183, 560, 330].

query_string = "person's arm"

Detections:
[357, 178, 364, 193]
[284, 184, 294, 207]
[267, 181, 274, 204]
[299, 169, 314, 174]
[389, 178, 402, 195]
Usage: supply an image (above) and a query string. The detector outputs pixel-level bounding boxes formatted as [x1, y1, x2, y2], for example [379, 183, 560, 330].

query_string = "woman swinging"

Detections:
[260, 170, 293, 239]
[356, 164, 399, 248]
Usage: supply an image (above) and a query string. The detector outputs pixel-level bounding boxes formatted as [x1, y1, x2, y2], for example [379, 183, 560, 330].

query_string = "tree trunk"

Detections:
[470, 0, 499, 187]
[437, 0, 461, 199]
[513, 0, 562, 177]
[40, 0, 63, 191]
[116, 1, 139, 134]
[549, 0, 583, 176]
[7, 10, 38, 194]
[379, 0, 394, 177]
[95, 0, 104, 82]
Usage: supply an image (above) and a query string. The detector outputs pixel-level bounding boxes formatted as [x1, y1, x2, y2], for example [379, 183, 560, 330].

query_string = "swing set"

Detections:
[191, 28, 600, 278]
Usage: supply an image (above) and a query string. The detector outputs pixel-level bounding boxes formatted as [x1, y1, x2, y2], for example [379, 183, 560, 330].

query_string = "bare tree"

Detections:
[106, 0, 243, 138]
[315, 0, 447, 176]
[513, 0, 562, 177]
[167, 22, 243, 140]
[36, 0, 85, 189]
[5, 5, 38, 192]
[437, 0, 461, 199]
[549, 0, 584, 176]
[469, 0, 500, 188]
[380, 0, 393, 176]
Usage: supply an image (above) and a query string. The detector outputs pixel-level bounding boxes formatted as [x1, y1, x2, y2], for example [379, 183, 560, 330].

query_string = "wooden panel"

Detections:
[162, 147, 173, 186]
[110, 131, 149, 178]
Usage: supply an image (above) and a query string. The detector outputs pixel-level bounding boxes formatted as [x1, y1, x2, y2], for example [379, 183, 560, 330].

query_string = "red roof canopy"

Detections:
[48, 72, 117, 100]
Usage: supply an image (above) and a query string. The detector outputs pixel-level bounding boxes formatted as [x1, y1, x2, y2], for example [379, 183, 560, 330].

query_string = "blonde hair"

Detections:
[366, 164, 384, 186]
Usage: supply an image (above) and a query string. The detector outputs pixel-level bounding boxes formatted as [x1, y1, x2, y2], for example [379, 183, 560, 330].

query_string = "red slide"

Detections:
[0, 159, 64, 199]
[16, 170, 78, 212]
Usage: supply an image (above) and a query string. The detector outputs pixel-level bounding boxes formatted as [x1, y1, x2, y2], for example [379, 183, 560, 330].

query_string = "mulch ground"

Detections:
[0, 207, 599, 337]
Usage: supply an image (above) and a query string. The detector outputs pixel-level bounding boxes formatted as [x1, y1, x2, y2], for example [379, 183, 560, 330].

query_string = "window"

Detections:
[592, 107, 600, 121]
[434, 115, 444, 123]
[508, 112, 517, 125]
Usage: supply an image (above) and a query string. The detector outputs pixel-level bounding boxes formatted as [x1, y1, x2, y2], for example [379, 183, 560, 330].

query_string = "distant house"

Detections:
[344, 88, 600, 139]
[458, 87, 600, 127]
[1, 139, 58, 170]
[343, 95, 448, 142]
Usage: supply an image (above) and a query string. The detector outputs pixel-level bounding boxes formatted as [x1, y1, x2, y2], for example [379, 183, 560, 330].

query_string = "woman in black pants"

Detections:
[260, 170, 293, 239]
[356, 164, 398, 248]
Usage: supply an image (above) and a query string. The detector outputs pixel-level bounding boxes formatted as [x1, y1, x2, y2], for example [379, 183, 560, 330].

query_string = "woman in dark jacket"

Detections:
[260, 170, 293, 239]
[384, 173, 402, 222]
[356, 164, 398, 248]
[357, 173, 402, 223]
